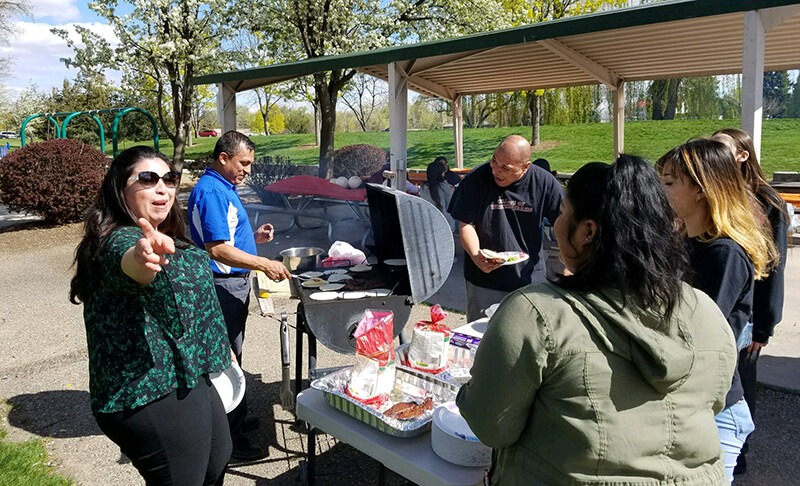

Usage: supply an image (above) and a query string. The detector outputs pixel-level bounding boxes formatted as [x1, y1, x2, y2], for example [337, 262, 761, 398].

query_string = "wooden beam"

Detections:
[760, 4, 800, 31]
[217, 83, 237, 134]
[453, 95, 464, 169]
[389, 62, 409, 192]
[538, 38, 620, 88]
[742, 10, 765, 159]
[613, 79, 625, 158]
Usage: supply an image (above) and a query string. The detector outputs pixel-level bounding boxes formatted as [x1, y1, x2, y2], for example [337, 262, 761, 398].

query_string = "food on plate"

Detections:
[383, 397, 434, 420]
[479, 248, 506, 264]
[479, 249, 528, 265]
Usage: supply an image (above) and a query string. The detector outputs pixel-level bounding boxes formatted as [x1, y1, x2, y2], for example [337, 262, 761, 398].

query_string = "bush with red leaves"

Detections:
[332, 144, 387, 178]
[0, 139, 108, 224]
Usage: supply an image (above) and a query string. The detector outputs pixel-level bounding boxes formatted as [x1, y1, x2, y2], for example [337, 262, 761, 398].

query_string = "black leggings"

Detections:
[95, 378, 232, 485]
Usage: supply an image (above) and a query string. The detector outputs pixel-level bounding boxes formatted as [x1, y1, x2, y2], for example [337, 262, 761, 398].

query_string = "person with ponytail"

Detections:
[419, 159, 457, 233]
[711, 127, 789, 476]
[657, 138, 778, 483]
[457, 156, 736, 485]
[70, 146, 233, 484]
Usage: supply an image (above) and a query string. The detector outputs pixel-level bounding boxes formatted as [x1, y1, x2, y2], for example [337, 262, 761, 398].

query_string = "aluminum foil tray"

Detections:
[396, 333, 480, 387]
[310, 366, 458, 438]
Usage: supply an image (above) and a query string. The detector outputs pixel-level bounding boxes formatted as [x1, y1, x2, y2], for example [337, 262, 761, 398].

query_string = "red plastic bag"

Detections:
[346, 310, 396, 405]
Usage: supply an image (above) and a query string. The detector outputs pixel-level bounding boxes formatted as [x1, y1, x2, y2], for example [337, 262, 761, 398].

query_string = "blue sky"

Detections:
[1, 1, 120, 99]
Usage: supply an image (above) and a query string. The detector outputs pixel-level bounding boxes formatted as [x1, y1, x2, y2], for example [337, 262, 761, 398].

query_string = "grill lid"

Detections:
[366, 184, 454, 304]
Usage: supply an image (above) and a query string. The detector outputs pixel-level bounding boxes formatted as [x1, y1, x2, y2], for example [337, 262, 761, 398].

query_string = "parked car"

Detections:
[0, 131, 17, 139]
[198, 129, 219, 137]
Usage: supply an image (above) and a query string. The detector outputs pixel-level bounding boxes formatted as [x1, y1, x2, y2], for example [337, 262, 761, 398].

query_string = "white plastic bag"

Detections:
[327, 240, 367, 266]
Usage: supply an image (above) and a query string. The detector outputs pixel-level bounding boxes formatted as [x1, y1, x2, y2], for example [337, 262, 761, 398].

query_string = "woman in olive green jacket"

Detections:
[457, 156, 737, 485]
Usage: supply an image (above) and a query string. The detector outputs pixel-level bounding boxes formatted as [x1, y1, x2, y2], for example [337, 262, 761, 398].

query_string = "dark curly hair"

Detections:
[70, 146, 187, 304]
[555, 155, 688, 318]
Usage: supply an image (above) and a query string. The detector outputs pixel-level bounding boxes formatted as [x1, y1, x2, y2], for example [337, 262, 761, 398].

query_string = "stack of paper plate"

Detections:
[209, 362, 246, 413]
[431, 401, 491, 467]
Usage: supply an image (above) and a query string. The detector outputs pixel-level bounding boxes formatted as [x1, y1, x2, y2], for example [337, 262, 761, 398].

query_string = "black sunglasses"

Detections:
[128, 171, 181, 188]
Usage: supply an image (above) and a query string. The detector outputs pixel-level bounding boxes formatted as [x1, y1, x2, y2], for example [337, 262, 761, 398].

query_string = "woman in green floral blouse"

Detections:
[70, 146, 233, 485]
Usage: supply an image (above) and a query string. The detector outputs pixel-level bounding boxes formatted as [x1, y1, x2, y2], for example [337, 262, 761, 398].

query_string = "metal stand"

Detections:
[294, 302, 318, 405]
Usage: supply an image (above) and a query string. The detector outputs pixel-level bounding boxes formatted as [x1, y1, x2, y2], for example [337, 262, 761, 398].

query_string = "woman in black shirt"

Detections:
[657, 139, 778, 483]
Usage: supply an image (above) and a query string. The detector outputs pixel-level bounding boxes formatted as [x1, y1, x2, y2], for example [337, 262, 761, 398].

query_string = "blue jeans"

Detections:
[715, 399, 755, 483]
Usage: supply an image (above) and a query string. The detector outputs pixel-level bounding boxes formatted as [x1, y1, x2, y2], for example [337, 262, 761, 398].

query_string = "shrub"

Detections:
[244, 155, 300, 205]
[332, 144, 387, 178]
[0, 139, 107, 224]
[184, 152, 213, 180]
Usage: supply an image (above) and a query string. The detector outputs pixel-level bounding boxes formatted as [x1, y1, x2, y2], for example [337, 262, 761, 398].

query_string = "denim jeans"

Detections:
[715, 399, 755, 483]
[736, 322, 753, 351]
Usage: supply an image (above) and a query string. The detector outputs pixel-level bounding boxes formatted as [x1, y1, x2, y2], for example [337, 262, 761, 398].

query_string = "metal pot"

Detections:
[280, 247, 324, 272]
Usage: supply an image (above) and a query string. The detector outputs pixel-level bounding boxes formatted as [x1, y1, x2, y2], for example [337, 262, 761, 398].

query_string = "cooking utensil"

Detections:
[280, 247, 324, 272]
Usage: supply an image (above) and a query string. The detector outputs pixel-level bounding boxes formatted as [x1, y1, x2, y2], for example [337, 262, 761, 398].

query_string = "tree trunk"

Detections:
[315, 76, 336, 180]
[262, 110, 270, 136]
[529, 91, 541, 146]
[650, 80, 666, 120]
[665, 79, 681, 120]
[313, 99, 321, 147]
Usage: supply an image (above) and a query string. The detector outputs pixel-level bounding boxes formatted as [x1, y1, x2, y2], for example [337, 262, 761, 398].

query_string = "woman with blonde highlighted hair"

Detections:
[657, 138, 777, 483]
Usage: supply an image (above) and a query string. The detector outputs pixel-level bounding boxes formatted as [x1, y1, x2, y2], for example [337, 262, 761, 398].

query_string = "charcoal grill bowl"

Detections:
[301, 295, 412, 354]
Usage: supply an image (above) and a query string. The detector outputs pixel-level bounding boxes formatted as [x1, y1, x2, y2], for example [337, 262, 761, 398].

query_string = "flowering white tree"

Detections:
[245, 0, 508, 178]
[53, 0, 236, 169]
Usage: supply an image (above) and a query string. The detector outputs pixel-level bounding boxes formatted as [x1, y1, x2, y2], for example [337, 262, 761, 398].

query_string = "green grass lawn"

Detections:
[0, 428, 73, 486]
[6, 118, 800, 177]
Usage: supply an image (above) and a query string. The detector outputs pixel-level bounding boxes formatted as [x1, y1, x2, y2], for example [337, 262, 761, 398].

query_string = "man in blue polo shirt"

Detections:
[188, 131, 290, 462]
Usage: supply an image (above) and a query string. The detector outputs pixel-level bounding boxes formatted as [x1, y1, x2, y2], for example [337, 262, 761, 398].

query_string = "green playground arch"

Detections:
[20, 107, 159, 156]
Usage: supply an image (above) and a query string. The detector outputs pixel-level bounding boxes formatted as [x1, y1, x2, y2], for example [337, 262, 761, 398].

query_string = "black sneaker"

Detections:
[230, 436, 268, 463]
[241, 415, 260, 433]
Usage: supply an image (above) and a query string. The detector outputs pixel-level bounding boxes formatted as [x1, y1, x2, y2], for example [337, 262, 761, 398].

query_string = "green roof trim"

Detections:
[196, 0, 800, 87]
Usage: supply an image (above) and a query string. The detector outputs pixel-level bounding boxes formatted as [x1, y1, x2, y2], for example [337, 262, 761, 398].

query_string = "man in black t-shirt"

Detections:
[448, 135, 563, 321]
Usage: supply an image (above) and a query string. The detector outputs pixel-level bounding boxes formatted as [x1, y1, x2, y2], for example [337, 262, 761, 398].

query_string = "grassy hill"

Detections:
[8, 118, 800, 177]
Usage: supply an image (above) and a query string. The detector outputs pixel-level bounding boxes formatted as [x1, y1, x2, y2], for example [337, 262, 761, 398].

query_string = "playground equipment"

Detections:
[19, 107, 159, 156]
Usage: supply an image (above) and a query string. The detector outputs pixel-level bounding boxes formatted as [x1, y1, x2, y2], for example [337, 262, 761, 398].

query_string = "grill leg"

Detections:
[378, 462, 387, 486]
[295, 305, 305, 405]
[308, 335, 317, 381]
[306, 425, 317, 486]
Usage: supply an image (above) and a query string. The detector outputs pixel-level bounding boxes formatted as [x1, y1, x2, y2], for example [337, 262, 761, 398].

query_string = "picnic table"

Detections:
[245, 175, 371, 246]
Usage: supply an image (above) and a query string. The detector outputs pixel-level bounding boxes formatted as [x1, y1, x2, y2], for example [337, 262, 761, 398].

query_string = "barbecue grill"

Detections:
[290, 183, 455, 399]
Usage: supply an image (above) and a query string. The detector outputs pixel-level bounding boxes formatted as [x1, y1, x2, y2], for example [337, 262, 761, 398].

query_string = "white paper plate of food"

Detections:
[209, 362, 246, 413]
[320, 283, 345, 291]
[309, 291, 341, 301]
[350, 264, 372, 273]
[301, 278, 328, 288]
[479, 249, 529, 266]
